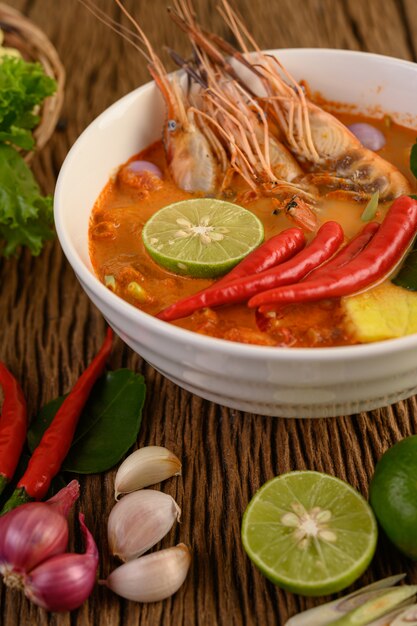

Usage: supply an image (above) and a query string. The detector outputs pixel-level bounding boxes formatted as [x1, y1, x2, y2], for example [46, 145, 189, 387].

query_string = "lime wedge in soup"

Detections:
[241, 471, 377, 596]
[142, 198, 264, 278]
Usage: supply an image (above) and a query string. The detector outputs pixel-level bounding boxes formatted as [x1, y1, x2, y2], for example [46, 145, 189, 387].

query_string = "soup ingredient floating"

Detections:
[370, 436, 417, 560]
[348, 123, 386, 151]
[253, 195, 417, 310]
[241, 471, 377, 596]
[142, 198, 264, 278]
[342, 282, 417, 342]
[157, 221, 343, 321]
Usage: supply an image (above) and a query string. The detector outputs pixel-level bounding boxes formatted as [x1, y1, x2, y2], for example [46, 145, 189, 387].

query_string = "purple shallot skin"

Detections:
[348, 123, 386, 151]
[24, 513, 99, 612]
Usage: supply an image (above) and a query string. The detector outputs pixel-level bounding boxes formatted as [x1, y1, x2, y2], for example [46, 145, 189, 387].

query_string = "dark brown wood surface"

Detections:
[1, 0, 417, 624]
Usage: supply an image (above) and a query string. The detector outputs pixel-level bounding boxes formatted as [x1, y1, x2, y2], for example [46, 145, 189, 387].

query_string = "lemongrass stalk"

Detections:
[285, 575, 407, 626]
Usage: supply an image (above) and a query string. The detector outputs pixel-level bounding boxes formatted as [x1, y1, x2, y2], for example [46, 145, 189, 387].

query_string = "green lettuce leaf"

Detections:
[0, 56, 56, 145]
[0, 56, 56, 256]
[0, 144, 54, 256]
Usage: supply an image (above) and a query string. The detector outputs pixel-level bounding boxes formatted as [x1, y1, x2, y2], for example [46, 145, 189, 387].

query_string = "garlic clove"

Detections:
[24, 513, 99, 612]
[114, 446, 181, 499]
[108, 489, 181, 561]
[104, 543, 191, 603]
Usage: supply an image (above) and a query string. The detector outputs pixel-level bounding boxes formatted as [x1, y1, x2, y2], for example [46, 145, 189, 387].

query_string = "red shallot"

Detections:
[348, 123, 386, 151]
[0, 480, 98, 612]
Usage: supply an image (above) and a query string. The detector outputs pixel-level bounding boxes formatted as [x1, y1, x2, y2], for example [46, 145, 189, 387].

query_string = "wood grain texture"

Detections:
[1, 0, 417, 624]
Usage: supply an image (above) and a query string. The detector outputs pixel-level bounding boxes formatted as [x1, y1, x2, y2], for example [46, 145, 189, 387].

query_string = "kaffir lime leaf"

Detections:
[142, 198, 264, 278]
[241, 471, 377, 596]
[370, 435, 417, 559]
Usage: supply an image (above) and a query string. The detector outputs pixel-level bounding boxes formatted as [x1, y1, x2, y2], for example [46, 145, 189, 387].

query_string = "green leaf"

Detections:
[0, 56, 56, 136]
[361, 191, 379, 222]
[411, 140, 417, 179]
[393, 248, 417, 291]
[28, 369, 146, 474]
[0, 127, 34, 150]
[0, 56, 57, 256]
[0, 144, 54, 256]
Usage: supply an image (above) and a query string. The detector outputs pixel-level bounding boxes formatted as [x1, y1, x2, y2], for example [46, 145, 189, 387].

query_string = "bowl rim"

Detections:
[54, 47, 417, 363]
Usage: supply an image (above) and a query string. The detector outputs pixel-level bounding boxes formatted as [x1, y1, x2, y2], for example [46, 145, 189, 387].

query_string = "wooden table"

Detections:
[1, 1, 417, 624]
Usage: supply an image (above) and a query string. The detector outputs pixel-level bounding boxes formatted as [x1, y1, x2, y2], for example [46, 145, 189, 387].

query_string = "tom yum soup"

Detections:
[87, 1, 417, 349]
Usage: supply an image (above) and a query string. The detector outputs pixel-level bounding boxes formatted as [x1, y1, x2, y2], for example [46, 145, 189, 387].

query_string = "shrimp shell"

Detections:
[217, 0, 411, 201]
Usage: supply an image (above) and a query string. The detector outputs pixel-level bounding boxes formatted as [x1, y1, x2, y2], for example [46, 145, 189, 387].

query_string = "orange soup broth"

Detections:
[89, 113, 417, 348]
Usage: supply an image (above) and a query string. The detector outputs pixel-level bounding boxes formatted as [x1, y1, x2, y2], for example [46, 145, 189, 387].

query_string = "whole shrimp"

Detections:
[216, 0, 411, 202]
[169, 0, 319, 230]
[79, 0, 225, 194]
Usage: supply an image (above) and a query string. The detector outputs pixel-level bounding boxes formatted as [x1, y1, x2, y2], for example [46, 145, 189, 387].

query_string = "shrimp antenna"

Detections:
[112, 0, 163, 67]
[78, 0, 150, 61]
[217, 0, 260, 54]
[80, 0, 180, 106]
[166, 47, 208, 89]
[168, 0, 261, 95]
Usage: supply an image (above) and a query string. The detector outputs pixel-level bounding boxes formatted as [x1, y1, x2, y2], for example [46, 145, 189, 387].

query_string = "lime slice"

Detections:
[142, 198, 264, 278]
[241, 471, 377, 596]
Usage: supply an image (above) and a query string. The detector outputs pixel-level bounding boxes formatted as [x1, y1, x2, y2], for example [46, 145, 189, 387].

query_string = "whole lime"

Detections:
[370, 435, 417, 559]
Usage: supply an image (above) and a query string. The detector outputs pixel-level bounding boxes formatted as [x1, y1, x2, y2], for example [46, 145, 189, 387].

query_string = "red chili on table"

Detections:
[0, 363, 27, 496]
[2, 328, 113, 513]
[250, 195, 417, 309]
[157, 221, 344, 322]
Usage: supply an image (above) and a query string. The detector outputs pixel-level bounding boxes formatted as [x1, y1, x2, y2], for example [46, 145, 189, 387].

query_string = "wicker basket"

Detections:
[0, 3, 65, 160]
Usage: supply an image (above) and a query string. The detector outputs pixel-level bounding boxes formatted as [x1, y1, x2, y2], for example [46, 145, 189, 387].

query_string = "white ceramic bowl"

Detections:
[54, 49, 417, 418]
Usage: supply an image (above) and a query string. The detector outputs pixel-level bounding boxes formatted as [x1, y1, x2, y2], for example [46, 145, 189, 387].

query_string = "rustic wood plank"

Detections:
[402, 0, 417, 61]
[1, 1, 417, 625]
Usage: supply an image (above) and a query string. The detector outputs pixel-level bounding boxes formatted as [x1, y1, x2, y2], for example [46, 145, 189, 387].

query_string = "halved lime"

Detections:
[241, 471, 377, 596]
[142, 198, 264, 278]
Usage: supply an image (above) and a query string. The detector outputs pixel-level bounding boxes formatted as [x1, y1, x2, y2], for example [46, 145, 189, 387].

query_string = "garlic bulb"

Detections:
[108, 489, 181, 561]
[104, 544, 191, 602]
[115, 446, 181, 499]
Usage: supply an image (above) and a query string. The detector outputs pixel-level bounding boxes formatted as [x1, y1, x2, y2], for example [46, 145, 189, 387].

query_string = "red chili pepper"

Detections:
[216, 227, 306, 286]
[0, 363, 27, 496]
[2, 328, 113, 512]
[250, 196, 417, 309]
[157, 222, 344, 321]
[307, 221, 380, 280]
